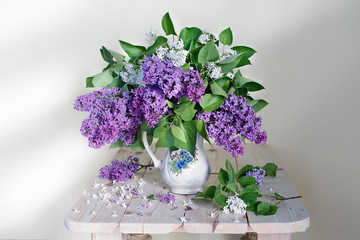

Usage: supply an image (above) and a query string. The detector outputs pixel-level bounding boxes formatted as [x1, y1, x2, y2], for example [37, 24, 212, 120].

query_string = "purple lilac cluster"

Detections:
[74, 88, 142, 148]
[246, 167, 266, 186]
[198, 93, 267, 157]
[154, 193, 177, 208]
[134, 57, 205, 127]
[99, 156, 139, 182]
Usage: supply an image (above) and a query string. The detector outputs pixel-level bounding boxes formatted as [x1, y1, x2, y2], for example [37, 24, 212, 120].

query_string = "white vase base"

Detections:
[170, 186, 203, 195]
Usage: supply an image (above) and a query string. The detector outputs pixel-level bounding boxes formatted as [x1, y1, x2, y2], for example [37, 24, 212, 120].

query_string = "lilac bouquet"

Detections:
[74, 13, 268, 158]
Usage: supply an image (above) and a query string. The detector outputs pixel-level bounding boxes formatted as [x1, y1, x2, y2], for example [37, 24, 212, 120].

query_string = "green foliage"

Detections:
[119, 40, 146, 59]
[199, 94, 224, 112]
[238, 176, 257, 187]
[210, 80, 228, 97]
[154, 126, 174, 148]
[179, 27, 202, 50]
[173, 101, 197, 121]
[262, 163, 278, 176]
[145, 36, 168, 56]
[172, 120, 197, 156]
[219, 28, 233, 46]
[92, 70, 113, 87]
[246, 99, 269, 113]
[161, 12, 177, 36]
[218, 168, 229, 185]
[194, 161, 284, 216]
[198, 41, 219, 63]
[195, 119, 211, 145]
[235, 164, 254, 178]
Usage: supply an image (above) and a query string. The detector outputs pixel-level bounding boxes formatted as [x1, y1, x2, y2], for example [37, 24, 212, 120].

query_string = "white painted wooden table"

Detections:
[65, 144, 309, 240]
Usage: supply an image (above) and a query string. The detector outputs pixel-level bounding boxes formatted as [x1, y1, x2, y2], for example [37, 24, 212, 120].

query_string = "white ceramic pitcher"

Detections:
[142, 131, 211, 194]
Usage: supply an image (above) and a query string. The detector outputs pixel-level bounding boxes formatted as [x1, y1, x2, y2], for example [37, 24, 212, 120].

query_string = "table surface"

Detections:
[64, 143, 309, 236]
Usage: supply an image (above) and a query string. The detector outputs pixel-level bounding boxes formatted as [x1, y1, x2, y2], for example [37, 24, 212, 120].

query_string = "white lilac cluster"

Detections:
[220, 48, 237, 61]
[155, 39, 188, 67]
[119, 63, 145, 86]
[198, 31, 219, 44]
[207, 62, 223, 79]
[223, 195, 247, 216]
[145, 29, 157, 47]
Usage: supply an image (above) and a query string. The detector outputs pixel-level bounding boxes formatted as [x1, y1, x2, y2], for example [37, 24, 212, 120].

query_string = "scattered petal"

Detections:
[180, 217, 186, 223]
[90, 211, 96, 215]
[73, 208, 80, 213]
[210, 212, 216, 218]
[112, 211, 118, 218]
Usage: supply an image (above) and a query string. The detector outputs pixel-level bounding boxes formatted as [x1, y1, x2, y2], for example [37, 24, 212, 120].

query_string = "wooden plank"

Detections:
[65, 147, 154, 233]
[246, 170, 309, 234]
[204, 143, 238, 173]
[119, 148, 188, 234]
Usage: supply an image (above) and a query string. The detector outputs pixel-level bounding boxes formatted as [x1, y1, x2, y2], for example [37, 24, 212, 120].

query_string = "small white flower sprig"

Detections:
[194, 160, 301, 216]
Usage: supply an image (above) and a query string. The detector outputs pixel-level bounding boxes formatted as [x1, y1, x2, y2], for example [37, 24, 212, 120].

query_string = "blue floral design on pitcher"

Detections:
[168, 149, 198, 175]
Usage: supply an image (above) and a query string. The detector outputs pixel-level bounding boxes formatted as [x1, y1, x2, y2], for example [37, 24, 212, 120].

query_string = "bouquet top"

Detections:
[75, 12, 267, 157]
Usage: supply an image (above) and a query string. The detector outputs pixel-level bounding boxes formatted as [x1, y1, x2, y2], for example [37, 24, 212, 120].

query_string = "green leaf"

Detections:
[215, 184, 222, 196]
[174, 101, 197, 121]
[108, 50, 125, 64]
[100, 46, 114, 64]
[119, 40, 146, 59]
[226, 182, 238, 193]
[147, 194, 155, 200]
[199, 94, 224, 112]
[106, 76, 120, 88]
[167, 100, 175, 109]
[209, 81, 228, 97]
[217, 54, 243, 74]
[109, 138, 124, 149]
[240, 184, 259, 195]
[214, 77, 230, 91]
[218, 168, 229, 186]
[194, 191, 204, 198]
[179, 27, 202, 50]
[274, 192, 286, 200]
[235, 164, 254, 178]
[86, 76, 95, 88]
[92, 70, 113, 87]
[240, 193, 259, 205]
[262, 163, 278, 176]
[232, 46, 256, 67]
[219, 27, 233, 46]
[130, 132, 153, 151]
[161, 12, 177, 36]
[195, 119, 211, 145]
[246, 99, 268, 113]
[225, 159, 235, 183]
[265, 205, 278, 215]
[256, 201, 270, 215]
[238, 176, 257, 187]
[234, 76, 264, 92]
[214, 194, 228, 207]
[173, 121, 197, 156]
[154, 127, 174, 148]
[198, 41, 219, 63]
[145, 36, 168, 56]
[171, 126, 186, 142]
[203, 185, 216, 199]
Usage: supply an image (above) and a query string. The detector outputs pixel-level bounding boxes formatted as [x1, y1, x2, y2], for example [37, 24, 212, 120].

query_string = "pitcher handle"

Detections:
[142, 131, 161, 168]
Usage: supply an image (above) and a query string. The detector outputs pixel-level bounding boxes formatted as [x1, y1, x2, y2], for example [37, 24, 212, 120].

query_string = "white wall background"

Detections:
[0, 0, 359, 239]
